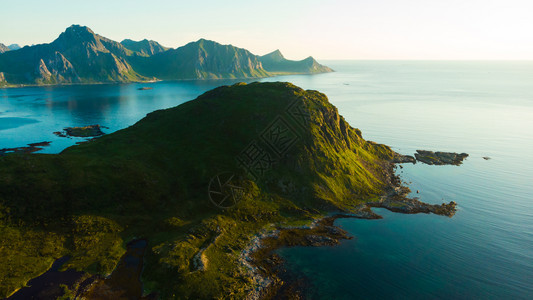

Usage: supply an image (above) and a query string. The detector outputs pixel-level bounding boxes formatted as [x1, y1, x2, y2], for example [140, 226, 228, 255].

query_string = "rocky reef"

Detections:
[415, 150, 469, 165]
[0, 141, 51, 155]
[54, 125, 105, 137]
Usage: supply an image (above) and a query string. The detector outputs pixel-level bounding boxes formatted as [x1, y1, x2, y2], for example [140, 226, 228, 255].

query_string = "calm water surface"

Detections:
[266, 61, 533, 299]
[1, 61, 532, 299]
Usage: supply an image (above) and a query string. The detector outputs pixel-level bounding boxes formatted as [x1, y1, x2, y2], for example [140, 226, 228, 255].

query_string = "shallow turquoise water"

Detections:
[0, 80, 244, 152]
[1, 61, 532, 298]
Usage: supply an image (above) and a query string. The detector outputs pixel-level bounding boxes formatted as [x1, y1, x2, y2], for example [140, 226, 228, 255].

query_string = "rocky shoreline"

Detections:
[240, 216, 355, 299]
[240, 154, 458, 299]
[241, 201, 455, 299]
[0, 141, 51, 155]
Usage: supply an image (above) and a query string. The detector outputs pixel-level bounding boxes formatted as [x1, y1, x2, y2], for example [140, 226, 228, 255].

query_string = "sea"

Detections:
[1, 61, 532, 299]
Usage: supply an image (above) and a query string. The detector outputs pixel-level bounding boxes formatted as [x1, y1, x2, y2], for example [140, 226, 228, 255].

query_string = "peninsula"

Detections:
[0, 82, 455, 298]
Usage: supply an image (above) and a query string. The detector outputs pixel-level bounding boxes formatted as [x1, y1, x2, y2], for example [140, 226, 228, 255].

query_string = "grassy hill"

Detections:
[0, 82, 396, 298]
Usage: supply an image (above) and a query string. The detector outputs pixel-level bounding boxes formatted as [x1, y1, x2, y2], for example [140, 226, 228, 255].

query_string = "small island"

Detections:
[54, 125, 105, 138]
[415, 150, 469, 165]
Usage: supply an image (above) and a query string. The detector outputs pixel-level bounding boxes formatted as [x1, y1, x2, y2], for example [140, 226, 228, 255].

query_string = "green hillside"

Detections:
[0, 82, 397, 298]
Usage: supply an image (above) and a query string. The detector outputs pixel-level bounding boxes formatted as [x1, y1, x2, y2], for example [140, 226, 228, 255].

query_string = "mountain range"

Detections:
[0, 44, 20, 53]
[0, 25, 332, 86]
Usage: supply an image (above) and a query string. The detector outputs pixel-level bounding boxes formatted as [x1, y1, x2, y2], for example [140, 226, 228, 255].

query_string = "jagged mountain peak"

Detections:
[0, 26, 332, 86]
[8, 44, 21, 50]
[121, 38, 168, 56]
[190, 39, 241, 50]
[0, 43, 9, 53]
[65, 24, 95, 34]
[192, 38, 219, 47]
[62, 25, 96, 40]
[261, 49, 285, 62]
[267, 49, 284, 57]
[53, 24, 100, 48]
[196, 38, 210, 43]
[122, 38, 151, 44]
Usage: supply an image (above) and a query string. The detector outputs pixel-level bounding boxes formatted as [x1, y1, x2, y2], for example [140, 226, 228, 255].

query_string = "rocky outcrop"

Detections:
[370, 197, 457, 217]
[242, 217, 352, 299]
[392, 153, 416, 164]
[242, 189, 457, 298]
[415, 150, 468, 165]
[110, 53, 134, 78]
[46, 51, 80, 82]
[121, 39, 168, 56]
[54, 125, 105, 137]
[0, 141, 52, 155]
[36, 59, 53, 82]
[0, 43, 9, 53]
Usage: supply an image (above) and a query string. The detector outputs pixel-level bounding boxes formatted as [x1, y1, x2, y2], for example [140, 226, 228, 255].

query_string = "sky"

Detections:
[1, 0, 532, 60]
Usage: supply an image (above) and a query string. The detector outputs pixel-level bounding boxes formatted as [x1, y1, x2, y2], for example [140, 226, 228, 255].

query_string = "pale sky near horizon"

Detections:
[0, 0, 532, 60]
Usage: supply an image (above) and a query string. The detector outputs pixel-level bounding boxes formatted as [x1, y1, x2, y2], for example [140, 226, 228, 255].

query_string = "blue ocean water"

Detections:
[0, 80, 245, 153]
[265, 61, 533, 299]
[1, 61, 532, 298]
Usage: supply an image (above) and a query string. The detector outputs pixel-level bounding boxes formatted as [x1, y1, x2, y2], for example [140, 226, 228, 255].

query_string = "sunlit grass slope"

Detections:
[0, 82, 395, 298]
